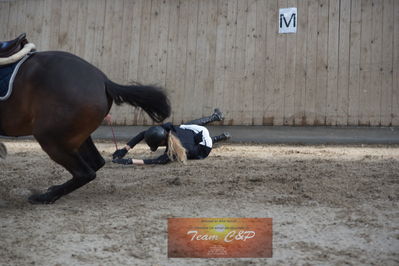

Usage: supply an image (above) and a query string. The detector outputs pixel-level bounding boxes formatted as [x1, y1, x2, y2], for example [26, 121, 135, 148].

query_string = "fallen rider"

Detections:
[112, 109, 230, 165]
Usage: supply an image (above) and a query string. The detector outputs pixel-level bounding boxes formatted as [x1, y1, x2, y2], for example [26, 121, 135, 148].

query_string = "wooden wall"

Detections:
[0, 0, 398, 126]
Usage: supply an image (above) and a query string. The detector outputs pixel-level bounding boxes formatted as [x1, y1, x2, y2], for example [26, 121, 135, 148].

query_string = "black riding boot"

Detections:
[185, 108, 224, 126]
[212, 132, 231, 143]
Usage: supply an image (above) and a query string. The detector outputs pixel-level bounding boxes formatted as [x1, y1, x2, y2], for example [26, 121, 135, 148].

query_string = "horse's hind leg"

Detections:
[79, 136, 105, 172]
[28, 140, 97, 204]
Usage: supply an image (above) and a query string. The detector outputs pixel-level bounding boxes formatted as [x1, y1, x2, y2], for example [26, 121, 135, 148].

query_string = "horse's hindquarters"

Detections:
[1, 51, 110, 140]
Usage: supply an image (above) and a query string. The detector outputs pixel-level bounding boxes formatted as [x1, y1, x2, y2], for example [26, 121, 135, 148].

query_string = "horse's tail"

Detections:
[105, 80, 171, 123]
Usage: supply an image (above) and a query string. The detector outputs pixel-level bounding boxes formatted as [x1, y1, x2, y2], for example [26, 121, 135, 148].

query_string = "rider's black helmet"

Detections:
[144, 126, 167, 151]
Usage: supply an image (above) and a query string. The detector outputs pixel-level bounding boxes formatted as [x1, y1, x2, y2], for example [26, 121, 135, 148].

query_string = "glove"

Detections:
[112, 158, 133, 165]
[112, 148, 128, 159]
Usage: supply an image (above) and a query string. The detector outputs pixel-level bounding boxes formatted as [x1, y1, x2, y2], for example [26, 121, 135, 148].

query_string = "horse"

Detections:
[0, 47, 171, 204]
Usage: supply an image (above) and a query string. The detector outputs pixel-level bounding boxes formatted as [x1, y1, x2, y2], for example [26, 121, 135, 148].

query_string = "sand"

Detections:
[0, 139, 398, 265]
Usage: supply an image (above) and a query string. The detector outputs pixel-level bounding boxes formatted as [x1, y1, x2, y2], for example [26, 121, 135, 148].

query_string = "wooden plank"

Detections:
[24, 0, 37, 45]
[369, 0, 383, 125]
[0, 1, 10, 40]
[127, 0, 143, 83]
[359, 0, 373, 125]
[102, 0, 118, 72]
[173, 0, 190, 124]
[380, 0, 394, 126]
[165, 0, 180, 124]
[135, 0, 153, 125]
[283, 0, 297, 125]
[336, 0, 351, 126]
[31, 0, 44, 48]
[102, 0, 124, 82]
[83, 0, 97, 63]
[157, 0, 170, 90]
[392, 0, 399, 125]
[137, 0, 153, 82]
[348, 0, 362, 125]
[112, 0, 140, 125]
[84, 0, 104, 65]
[139, 0, 169, 136]
[326, 0, 340, 125]
[231, 0, 248, 125]
[143, 0, 167, 127]
[165, 0, 178, 88]
[147, 0, 161, 85]
[111, 0, 125, 81]
[41, 0, 52, 50]
[103, 0, 126, 127]
[222, 0, 238, 125]
[315, 0, 329, 125]
[212, 0, 229, 125]
[48, 0, 62, 50]
[91, 0, 106, 68]
[263, 0, 277, 125]
[6, 0, 16, 40]
[182, 0, 199, 122]
[203, 0, 218, 118]
[304, 0, 318, 125]
[192, 0, 209, 120]
[182, 0, 200, 122]
[120, 0, 135, 81]
[273, 0, 287, 126]
[102, 0, 124, 124]
[242, 0, 256, 125]
[253, 0, 267, 125]
[293, 0, 308, 126]
[109, 0, 129, 125]
[142, 0, 169, 125]
[75, 0, 89, 58]
[59, 0, 78, 53]
[8, 0, 27, 40]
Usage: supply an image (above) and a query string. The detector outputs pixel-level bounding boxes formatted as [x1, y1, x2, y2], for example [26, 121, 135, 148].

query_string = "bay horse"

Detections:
[0, 50, 170, 204]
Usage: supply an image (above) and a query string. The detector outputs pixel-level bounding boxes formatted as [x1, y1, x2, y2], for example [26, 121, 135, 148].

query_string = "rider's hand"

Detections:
[112, 147, 128, 159]
[112, 158, 133, 165]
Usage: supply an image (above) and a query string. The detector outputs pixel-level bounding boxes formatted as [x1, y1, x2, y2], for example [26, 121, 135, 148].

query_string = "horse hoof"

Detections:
[0, 143, 7, 159]
[28, 192, 60, 204]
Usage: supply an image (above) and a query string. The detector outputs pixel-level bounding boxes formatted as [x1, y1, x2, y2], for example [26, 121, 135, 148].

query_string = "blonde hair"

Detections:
[167, 133, 187, 164]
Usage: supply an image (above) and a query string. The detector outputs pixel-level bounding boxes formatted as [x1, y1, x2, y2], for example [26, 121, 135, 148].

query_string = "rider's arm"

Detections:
[125, 130, 146, 150]
[113, 153, 170, 165]
[142, 153, 170, 165]
[112, 130, 146, 159]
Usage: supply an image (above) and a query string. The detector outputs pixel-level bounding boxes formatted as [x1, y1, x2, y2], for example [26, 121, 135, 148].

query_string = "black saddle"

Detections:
[0, 33, 28, 58]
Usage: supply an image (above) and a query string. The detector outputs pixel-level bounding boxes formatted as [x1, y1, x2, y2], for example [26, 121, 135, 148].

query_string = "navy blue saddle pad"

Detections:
[0, 54, 31, 100]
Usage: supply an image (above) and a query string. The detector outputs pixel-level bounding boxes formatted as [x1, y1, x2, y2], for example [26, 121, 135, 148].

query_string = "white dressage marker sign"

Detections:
[279, 8, 297, 34]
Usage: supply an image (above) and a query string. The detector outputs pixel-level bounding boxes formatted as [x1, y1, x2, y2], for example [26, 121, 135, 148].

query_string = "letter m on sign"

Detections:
[279, 8, 297, 33]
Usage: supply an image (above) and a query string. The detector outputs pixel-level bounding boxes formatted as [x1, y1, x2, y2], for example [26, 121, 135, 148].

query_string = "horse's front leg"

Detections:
[28, 140, 96, 204]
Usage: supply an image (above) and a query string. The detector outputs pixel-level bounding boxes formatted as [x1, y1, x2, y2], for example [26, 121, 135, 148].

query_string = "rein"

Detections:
[110, 124, 119, 150]
[105, 115, 118, 150]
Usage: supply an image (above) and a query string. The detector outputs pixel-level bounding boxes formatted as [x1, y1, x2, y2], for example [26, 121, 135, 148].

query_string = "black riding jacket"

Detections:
[127, 122, 211, 164]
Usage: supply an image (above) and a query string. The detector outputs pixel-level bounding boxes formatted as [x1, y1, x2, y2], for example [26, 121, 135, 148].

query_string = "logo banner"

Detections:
[168, 218, 272, 258]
